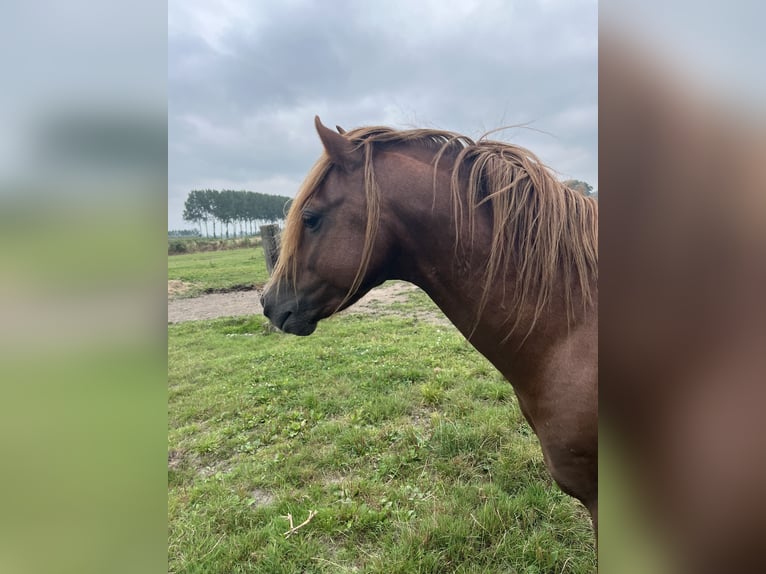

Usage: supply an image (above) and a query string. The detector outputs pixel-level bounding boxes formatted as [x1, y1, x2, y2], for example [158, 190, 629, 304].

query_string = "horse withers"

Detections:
[262, 116, 598, 531]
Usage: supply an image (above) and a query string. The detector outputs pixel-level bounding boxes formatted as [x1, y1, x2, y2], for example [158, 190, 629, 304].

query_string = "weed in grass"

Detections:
[420, 381, 446, 406]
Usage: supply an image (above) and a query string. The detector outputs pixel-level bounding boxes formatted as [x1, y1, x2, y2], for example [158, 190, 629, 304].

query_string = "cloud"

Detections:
[168, 0, 597, 228]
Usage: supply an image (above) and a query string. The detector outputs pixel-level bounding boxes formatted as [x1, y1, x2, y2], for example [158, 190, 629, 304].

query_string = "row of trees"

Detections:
[183, 181, 594, 239]
[183, 189, 292, 238]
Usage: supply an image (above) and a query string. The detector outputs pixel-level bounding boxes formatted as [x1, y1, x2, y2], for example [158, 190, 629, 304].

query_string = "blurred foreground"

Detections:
[600, 7, 766, 573]
[0, 2, 167, 573]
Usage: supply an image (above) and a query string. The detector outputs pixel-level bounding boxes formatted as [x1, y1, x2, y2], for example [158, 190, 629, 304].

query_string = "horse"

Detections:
[261, 116, 598, 531]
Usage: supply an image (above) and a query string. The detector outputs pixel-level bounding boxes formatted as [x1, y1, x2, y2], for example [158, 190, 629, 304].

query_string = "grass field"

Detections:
[167, 248, 269, 298]
[168, 303, 596, 572]
[168, 235, 265, 255]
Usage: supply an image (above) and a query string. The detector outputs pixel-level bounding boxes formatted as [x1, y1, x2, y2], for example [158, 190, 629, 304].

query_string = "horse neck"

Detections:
[379, 146, 592, 380]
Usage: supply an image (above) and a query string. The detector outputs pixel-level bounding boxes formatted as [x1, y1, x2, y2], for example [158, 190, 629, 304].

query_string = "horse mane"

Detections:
[273, 125, 598, 340]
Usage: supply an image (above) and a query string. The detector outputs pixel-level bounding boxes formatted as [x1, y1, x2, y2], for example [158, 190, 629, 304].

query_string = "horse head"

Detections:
[261, 116, 394, 335]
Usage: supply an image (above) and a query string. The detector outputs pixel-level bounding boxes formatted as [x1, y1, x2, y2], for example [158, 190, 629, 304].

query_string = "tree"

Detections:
[182, 190, 204, 233]
[563, 179, 594, 196]
[195, 190, 212, 237]
[204, 189, 219, 238]
[214, 190, 234, 238]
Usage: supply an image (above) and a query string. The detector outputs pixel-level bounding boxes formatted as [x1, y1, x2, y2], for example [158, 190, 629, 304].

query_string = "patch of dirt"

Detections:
[197, 460, 233, 478]
[168, 281, 451, 326]
[348, 281, 418, 311]
[168, 280, 193, 297]
[321, 472, 351, 486]
[168, 449, 184, 469]
[167, 448, 233, 478]
[168, 289, 264, 323]
[345, 283, 452, 326]
[248, 488, 276, 508]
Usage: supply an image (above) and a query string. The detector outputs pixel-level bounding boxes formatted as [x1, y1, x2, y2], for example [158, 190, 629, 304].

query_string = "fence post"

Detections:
[260, 224, 280, 275]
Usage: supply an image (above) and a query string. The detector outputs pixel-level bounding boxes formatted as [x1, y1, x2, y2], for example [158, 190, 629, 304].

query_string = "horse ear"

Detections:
[315, 116, 361, 171]
[336, 125, 346, 135]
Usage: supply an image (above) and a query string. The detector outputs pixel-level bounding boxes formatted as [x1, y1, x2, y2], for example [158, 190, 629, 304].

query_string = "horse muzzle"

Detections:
[261, 286, 318, 336]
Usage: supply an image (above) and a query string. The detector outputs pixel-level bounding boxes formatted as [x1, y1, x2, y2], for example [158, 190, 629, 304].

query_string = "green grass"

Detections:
[169, 313, 595, 573]
[168, 248, 269, 297]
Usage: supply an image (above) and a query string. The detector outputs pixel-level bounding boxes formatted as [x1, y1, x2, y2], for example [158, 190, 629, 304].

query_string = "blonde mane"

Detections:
[272, 125, 598, 338]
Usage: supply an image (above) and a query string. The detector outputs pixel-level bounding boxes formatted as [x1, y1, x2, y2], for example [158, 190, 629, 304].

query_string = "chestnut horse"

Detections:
[262, 117, 598, 529]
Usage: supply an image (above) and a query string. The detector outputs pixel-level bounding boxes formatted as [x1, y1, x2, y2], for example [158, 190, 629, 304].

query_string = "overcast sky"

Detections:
[168, 0, 597, 230]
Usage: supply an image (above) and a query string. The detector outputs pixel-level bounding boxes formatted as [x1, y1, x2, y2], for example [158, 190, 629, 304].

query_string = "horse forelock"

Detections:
[271, 125, 598, 337]
[269, 155, 332, 290]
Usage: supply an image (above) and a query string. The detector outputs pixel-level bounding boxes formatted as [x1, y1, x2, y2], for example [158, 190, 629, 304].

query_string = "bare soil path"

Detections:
[168, 281, 450, 326]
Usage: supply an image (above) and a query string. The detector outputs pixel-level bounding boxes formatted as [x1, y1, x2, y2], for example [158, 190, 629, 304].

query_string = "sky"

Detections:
[168, 0, 597, 230]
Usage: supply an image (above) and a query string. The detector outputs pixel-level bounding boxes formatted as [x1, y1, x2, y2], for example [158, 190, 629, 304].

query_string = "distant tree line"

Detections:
[183, 189, 292, 238]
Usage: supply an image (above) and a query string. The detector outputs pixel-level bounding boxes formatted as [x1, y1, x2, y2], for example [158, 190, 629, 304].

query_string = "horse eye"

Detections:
[302, 212, 321, 231]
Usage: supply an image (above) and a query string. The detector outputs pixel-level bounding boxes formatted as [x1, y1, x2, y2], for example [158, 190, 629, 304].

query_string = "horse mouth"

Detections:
[261, 287, 323, 337]
[277, 310, 317, 336]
